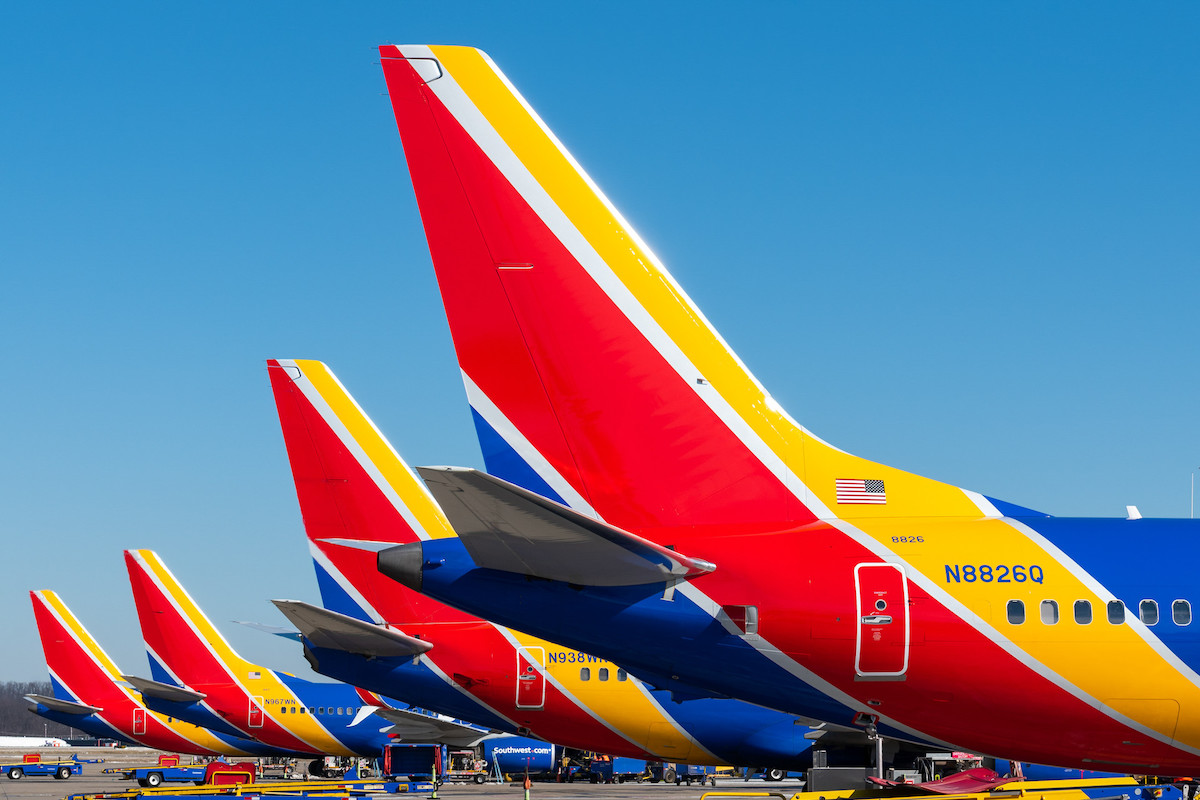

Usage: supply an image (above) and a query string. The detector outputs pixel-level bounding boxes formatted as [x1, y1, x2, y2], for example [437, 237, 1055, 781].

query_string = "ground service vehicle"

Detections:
[121, 762, 210, 787]
[445, 749, 488, 783]
[0, 754, 82, 780]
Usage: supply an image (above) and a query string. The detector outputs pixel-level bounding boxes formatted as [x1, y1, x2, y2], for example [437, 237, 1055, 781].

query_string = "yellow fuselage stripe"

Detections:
[504, 629, 706, 760]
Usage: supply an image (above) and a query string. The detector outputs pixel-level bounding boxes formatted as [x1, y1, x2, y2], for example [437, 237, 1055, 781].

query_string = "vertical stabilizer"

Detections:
[378, 45, 997, 530]
[268, 359, 473, 629]
[123, 549, 353, 755]
[125, 549, 254, 688]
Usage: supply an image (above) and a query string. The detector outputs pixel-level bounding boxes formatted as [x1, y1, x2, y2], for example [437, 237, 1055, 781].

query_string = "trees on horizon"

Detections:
[0, 682, 77, 738]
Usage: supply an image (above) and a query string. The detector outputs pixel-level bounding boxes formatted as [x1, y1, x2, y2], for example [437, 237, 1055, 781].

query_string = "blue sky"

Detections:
[3, 3, 1198, 683]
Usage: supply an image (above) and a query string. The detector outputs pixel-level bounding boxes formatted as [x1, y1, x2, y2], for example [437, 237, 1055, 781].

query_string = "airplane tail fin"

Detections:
[30, 590, 136, 711]
[124, 549, 254, 688]
[379, 45, 1010, 530]
[267, 359, 473, 628]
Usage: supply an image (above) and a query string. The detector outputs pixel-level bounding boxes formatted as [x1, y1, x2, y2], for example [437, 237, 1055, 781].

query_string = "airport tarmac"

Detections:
[0, 748, 804, 800]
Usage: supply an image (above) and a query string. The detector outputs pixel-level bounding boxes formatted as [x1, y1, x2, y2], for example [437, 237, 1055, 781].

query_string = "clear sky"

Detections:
[3, 2, 1198, 683]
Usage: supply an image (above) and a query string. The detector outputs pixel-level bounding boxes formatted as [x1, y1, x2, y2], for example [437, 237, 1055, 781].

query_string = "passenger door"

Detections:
[248, 696, 265, 728]
[854, 563, 909, 679]
[515, 647, 546, 709]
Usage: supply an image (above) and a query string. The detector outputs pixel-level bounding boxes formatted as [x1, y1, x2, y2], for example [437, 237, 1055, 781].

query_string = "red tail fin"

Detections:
[267, 359, 474, 627]
[379, 45, 990, 531]
[31, 590, 137, 714]
[124, 549, 251, 690]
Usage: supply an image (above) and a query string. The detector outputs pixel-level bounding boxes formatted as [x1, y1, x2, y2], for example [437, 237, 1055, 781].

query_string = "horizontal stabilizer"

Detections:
[370, 705, 495, 747]
[417, 467, 716, 586]
[271, 600, 433, 659]
[121, 676, 206, 704]
[25, 694, 101, 716]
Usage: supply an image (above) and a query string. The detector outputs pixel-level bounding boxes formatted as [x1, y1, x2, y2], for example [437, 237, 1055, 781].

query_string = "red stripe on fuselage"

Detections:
[694, 527, 1194, 770]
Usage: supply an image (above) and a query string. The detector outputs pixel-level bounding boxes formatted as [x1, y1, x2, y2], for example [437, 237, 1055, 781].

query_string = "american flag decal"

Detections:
[836, 479, 887, 504]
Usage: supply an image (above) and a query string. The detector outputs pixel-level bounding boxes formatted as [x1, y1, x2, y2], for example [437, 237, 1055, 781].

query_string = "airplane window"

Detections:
[1107, 600, 1125, 624]
[1074, 600, 1092, 625]
[1173, 600, 1192, 626]
[318, 707, 325, 715]
[617, 669, 628, 682]
[1040, 600, 1059, 625]
[305, 707, 312, 715]
[580, 668, 591, 681]
[1006, 600, 1025, 624]
[1140, 600, 1159, 626]
[337, 707, 344, 715]
[599, 668, 609, 681]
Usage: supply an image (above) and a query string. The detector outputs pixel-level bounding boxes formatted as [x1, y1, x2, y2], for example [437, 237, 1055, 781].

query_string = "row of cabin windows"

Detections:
[578, 667, 628, 682]
[273, 705, 363, 716]
[1006, 598, 1192, 627]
